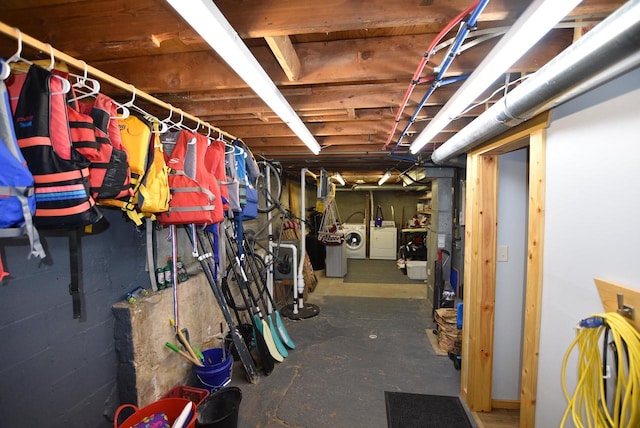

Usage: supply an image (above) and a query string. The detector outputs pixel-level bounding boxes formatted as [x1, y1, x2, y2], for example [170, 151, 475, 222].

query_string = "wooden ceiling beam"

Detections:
[223, 117, 472, 139]
[265, 35, 301, 81]
[1, 0, 617, 58]
[241, 134, 448, 148]
[179, 84, 460, 117]
[77, 30, 571, 94]
[212, 108, 401, 126]
[220, 0, 624, 38]
[215, 0, 533, 38]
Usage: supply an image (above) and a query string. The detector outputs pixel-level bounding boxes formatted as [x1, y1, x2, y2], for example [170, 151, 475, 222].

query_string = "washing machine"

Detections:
[369, 221, 397, 260]
[343, 223, 367, 259]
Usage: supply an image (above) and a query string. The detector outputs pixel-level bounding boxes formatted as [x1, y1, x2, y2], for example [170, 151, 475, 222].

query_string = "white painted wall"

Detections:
[535, 67, 640, 427]
[493, 149, 528, 400]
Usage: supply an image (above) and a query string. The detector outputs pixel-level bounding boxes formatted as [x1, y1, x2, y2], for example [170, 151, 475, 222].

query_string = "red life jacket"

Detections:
[205, 139, 229, 213]
[194, 132, 223, 224]
[77, 93, 132, 201]
[7, 64, 102, 229]
[156, 130, 215, 225]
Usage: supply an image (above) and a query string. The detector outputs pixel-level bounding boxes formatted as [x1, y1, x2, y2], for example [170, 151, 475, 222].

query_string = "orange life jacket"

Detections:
[7, 64, 102, 228]
[194, 132, 223, 224]
[77, 93, 132, 201]
[156, 129, 215, 225]
[205, 139, 229, 213]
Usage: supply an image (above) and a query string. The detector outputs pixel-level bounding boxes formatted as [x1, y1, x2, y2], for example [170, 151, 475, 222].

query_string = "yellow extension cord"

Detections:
[561, 312, 640, 428]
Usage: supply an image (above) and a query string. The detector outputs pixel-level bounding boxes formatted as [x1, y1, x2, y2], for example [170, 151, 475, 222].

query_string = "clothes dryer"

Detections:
[369, 221, 397, 260]
[343, 223, 367, 259]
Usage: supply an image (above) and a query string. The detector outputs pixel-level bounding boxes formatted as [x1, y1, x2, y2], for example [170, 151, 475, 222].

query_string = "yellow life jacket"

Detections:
[137, 121, 170, 217]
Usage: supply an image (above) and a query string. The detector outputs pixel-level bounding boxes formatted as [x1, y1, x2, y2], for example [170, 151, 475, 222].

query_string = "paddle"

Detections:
[227, 231, 291, 356]
[241, 242, 295, 350]
[222, 221, 284, 363]
[238, 253, 288, 359]
[183, 225, 259, 383]
[220, 276, 256, 357]
[263, 275, 296, 349]
[195, 225, 275, 375]
[229, 219, 289, 357]
[229, 257, 285, 362]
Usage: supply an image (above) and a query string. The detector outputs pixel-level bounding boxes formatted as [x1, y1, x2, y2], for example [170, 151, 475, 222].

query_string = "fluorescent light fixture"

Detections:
[410, 0, 582, 154]
[166, 0, 322, 155]
[333, 172, 346, 186]
[378, 170, 392, 186]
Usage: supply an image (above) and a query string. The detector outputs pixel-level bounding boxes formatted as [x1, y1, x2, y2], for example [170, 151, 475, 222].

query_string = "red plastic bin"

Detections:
[161, 385, 210, 407]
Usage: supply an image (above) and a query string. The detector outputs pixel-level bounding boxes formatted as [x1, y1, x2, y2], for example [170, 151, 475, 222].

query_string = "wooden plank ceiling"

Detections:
[0, 0, 624, 185]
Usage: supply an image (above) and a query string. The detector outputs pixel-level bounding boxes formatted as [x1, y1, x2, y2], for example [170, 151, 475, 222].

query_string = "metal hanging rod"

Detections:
[0, 21, 238, 142]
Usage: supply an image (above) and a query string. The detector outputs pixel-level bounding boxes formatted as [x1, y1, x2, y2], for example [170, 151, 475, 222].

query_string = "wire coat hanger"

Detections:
[0, 25, 241, 151]
[112, 85, 133, 120]
[46, 43, 71, 95]
[148, 114, 169, 133]
[68, 60, 100, 103]
[6, 29, 26, 65]
[190, 120, 200, 133]
[169, 111, 184, 130]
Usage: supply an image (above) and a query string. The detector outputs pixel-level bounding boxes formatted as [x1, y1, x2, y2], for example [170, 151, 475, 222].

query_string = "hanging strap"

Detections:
[145, 218, 158, 291]
[68, 229, 84, 319]
[210, 223, 220, 280]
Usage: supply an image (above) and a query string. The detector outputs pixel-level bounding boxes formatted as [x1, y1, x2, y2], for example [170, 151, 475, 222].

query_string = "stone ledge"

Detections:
[113, 272, 225, 406]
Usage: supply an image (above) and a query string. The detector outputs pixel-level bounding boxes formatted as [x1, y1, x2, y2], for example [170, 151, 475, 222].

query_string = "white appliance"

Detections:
[326, 245, 347, 277]
[343, 223, 367, 259]
[369, 221, 397, 260]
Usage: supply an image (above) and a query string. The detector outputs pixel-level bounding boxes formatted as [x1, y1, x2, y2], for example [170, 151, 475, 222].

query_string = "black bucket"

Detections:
[196, 386, 242, 428]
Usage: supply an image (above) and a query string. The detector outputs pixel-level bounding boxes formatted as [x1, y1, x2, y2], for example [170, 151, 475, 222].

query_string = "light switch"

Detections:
[497, 245, 508, 262]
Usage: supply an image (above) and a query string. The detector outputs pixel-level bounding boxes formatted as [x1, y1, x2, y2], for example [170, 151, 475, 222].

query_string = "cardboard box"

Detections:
[406, 260, 427, 280]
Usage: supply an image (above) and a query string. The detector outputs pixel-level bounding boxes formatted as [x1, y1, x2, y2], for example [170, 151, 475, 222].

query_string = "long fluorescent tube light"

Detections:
[166, 0, 322, 155]
[410, 0, 583, 154]
[333, 172, 346, 186]
[378, 170, 392, 186]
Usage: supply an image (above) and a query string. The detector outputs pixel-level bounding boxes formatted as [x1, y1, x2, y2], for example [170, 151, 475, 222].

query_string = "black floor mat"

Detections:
[385, 391, 472, 428]
[343, 259, 418, 284]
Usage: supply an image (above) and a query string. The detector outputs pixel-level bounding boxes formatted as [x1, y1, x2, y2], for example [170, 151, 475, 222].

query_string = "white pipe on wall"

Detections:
[297, 168, 308, 315]
[279, 243, 299, 313]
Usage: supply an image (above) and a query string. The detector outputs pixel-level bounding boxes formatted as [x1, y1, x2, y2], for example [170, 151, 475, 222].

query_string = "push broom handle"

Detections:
[165, 342, 204, 367]
[171, 319, 201, 363]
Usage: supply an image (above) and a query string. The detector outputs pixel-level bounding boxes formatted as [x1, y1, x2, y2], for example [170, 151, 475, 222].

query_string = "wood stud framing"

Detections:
[460, 113, 550, 426]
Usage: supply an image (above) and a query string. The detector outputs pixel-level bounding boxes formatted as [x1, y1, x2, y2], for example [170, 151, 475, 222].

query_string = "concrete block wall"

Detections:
[0, 210, 147, 427]
[0, 209, 229, 427]
[113, 272, 225, 408]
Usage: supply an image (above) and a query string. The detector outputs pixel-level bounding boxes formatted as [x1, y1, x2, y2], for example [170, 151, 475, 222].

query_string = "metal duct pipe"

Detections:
[432, 0, 640, 164]
[336, 185, 429, 191]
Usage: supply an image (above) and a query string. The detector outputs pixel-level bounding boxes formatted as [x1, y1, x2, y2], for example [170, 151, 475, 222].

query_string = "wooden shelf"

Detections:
[401, 227, 428, 233]
[594, 278, 640, 332]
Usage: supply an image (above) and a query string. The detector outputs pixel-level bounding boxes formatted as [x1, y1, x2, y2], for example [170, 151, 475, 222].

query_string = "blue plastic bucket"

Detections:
[192, 348, 232, 392]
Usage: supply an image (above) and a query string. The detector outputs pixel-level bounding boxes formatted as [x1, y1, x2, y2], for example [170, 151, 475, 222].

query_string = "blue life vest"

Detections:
[0, 77, 45, 260]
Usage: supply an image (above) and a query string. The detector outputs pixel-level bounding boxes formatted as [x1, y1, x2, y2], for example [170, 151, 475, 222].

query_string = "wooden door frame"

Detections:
[460, 112, 549, 428]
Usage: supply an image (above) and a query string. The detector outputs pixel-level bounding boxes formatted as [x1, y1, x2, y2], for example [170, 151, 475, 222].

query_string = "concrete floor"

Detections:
[223, 264, 467, 428]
